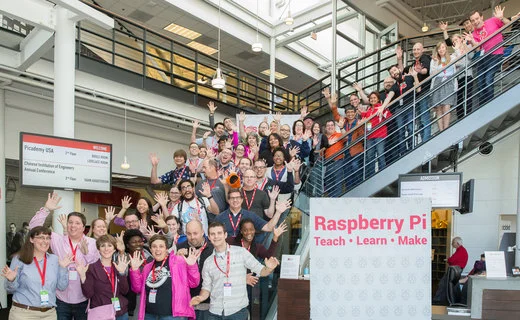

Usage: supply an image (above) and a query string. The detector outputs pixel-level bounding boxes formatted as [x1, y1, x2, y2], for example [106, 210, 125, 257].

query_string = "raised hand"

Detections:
[58, 214, 68, 231]
[267, 185, 280, 200]
[273, 222, 288, 241]
[44, 192, 62, 211]
[207, 101, 217, 113]
[302, 129, 312, 141]
[352, 82, 363, 92]
[115, 231, 125, 253]
[300, 106, 309, 119]
[1, 265, 18, 282]
[154, 192, 168, 207]
[247, 146, 258, 160]
[408, 66, 418, 77]
[149, 153, 159, 167]
[79, 238, 89, 255]
[114, 254, 130, 274]
[121, 196, 132, 210]
[192, 120, 200, 130]
[203, 130, 212, 139]
[264, 257, 280, 270]
[183, 247, 201, 266]
[138, 219, 148, 235]
[246, 273, 259, 286]
[239, 111, 246, 122]
[330, 93, 338, 104]
[493, 5, 505, 20]
[176, 248, 188, 256]
[273, 112, 282, 123]
[206, 148, 216, 159]
[292, 158, 302, 172]
[439, 21, 448, 31]
[264, 128, 271, 137]
[75, 259, 89, 279]
[275, 198, 292, 213]
[58, 254, 74, 268]
[322, 87, 331, 99]
[129, 251, 144, 270]
[104, 206, 115, 223]
[337, 117, 345, 129]
[289, 146, 300, 159]
[396, 45, 403, 60]
[151, 214, 167, 229]
[200, 181, 212, 198]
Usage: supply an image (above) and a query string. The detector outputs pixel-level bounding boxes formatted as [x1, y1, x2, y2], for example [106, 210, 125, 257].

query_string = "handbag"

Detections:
[86, 267, 119, 320]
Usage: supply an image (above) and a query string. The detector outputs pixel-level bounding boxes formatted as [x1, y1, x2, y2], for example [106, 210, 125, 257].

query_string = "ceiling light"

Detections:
[120, 107, 130, 170]
[251, 0, 262, 52]
[163, 23, 201, 40]
[212, 0, 226, 90]
[187, 41, 218, 55]
[252, 42, 262, 52]
[284, 1, 294, 25]
[261, 69, 288, 80]
[421, 23, 429, 32]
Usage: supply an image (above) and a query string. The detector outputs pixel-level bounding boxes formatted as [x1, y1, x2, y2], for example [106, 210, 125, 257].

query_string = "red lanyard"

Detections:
[102, 265, 115, 294]
[33, 255, 47, 286]
[243, 188, 257, 210]
[399, 82, 407, 95]
[213, 246, 230, 278]
[208, 179, 217, 190]
[241, 240, 251, 252]
[272, 167, 285, 181]
[173, 234, 180, 245]
[258, 178, 268, 190]
[68, 237, 78, 261]
[199, 241, 208, 254]
[151, 258, 167, 282]
[229, 212, 242, 236]
[175, 166, 187, 180]
[141, 251, 147, 266]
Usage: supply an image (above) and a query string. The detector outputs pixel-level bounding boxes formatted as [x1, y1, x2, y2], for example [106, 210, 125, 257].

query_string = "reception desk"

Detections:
[277, 279, 309, 319]
[468, 276, 520, 319]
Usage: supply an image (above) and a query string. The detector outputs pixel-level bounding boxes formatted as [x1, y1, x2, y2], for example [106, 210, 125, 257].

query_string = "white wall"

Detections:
[452, 128, 520, 272]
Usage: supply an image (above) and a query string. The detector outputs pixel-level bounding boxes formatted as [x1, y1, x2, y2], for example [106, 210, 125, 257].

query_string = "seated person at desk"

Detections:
[458, 253, 486, 305]
[433, 236, 468, 305]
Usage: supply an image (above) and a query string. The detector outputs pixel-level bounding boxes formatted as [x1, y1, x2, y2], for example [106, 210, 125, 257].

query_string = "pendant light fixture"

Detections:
[212, 0, 226, 89]
[120, 106, 130, 170]
[251, 0, 262, 52]
[284, 0, 294, 25]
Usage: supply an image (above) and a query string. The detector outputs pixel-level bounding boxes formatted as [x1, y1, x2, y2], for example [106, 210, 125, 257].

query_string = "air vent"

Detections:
[128, 10, 154, 23]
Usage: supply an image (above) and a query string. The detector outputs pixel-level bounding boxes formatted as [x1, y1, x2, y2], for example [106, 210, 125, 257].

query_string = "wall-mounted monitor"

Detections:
[20, 132, 112, 192]
[398, 172, 462, 209]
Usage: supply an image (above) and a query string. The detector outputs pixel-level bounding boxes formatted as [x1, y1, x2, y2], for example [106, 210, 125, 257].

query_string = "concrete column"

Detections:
[331, 0, 337, 93]
[0, 88, 7, 307]
[53, 7, 77, 232]
[516, 137, 520, 266]
[269, 36, 275, 112]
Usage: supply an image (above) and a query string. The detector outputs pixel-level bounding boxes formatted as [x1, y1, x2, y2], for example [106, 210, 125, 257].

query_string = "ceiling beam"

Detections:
[19, 28, 54, 71]
[412, 0, 468, 10]
[52, 0, 114, 29]
[336, 30, 364, 50]
[0, 0, 56, 31]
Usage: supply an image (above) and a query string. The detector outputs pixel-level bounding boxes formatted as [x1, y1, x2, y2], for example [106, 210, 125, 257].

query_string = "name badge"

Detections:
[68, 267, 78, 280]
[366, 122, 372, 131]
[40, 290, 49, 306]
[223, 282, 232, 297]
[399, 99, 403, 106]
[111, 297, 121, 311]
[149, 289, 157, 303]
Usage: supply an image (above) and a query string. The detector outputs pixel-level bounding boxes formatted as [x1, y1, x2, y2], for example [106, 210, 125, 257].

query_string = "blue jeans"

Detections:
[208, 307, 248, 320]
[57, 298, 88, 320]
[476, 54, 502, 106]
[344, 153, 362, 190]
[325, 158, 344, 197]
[365, 138, 386, 177]
[195, 309, 210, 320]
[117, 313, 129, 320]
[144, 314, 187, 320]
[394, 107, 414, 156]
[416, 97, 431, 142]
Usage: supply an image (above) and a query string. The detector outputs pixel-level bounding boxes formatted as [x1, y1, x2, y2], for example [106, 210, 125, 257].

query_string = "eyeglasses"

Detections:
[244, 176, 256, 179]
[125, 220, 138, 225]
[229, 196, 242, 201]
[33, 236, 51, 241]
[254, 166, 266, 170]
[181, 185, 193, 191]
[280, 128, 290, 132]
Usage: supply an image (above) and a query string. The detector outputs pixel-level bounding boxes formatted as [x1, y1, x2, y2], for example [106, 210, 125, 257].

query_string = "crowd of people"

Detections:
[2, 6, 519, 320]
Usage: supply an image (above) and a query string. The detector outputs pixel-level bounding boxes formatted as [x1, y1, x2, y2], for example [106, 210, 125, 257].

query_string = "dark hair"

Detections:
[311, 122, 322, 133]
[272, 146, 289, 162]
[239, 157, 253, 167]
[137, 197, 153, 214]
[124, 211, 140, 220]
[325, 119, 335, 126]
[208, 221, 226, 234]
[205, 158, 218, 170]
[68, 212, 87, 227]
[96, 234, 117, 250]
[266, 133, 283, 151]
[468, 10, 481, 17]
[9, 223, 16, 227]
[214, 122, 225, 130]
[292, 120, 305, 135]
[173, 149, 188, 161]
[368, 91, 380, 104]
[22, 222, 29, 228]
[349, 93, 360, 100]
[236, 218, 257, 252]
[165, 216, 181, 235]
[345, 106, 357, 113]
[387, 64, 399, 73]
[123, 229, 145, 253]
[18, 226, 52, 264]
[179, 179, 195, 189]
[149, 234, 168, 248]
[227, 188, 243, 199]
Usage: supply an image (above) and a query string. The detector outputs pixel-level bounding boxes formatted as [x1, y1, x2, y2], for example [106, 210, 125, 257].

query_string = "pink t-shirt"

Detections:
[472, 17, 504, 55]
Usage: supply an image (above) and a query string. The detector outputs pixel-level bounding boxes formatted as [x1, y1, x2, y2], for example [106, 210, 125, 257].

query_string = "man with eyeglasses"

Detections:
[215, 189, 291, 239]
[196, 158, 228, 213]
[123, 212, 140, 230]
[253, 159, 294, 194]
[174, 179, 220, 235]
[241, 169, 279, 221]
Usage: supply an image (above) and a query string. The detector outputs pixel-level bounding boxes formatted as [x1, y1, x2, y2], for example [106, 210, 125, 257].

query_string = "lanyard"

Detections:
[259, 178, 268, 190]
[229, 212, 242, 236]
[243, 188, 257, 210]
[241, 240, 251, 252]
[102, 265, 116, 295]
[151, 258, 167, 282]
[399, 82, 407, 95]
[175, 166, 187, 181]
[213, 245, 230, 278]
[68, 237, 78, 261]
[208, 179, 217, 190]
[33, 255, 47, 287]
[198, 241, 208, 254]
[272, 167, 285, 181]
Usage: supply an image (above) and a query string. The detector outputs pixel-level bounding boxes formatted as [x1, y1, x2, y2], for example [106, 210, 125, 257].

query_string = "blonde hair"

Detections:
[451, 34, 469, 53]
[87, 218, 107, 238]
[434, 41, 451, 65]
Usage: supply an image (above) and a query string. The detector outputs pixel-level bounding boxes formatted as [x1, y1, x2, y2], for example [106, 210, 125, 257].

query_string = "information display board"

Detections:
[20, 132, 112, 192]
[310, 197, 431, 320]
[399, 173, 462, 209]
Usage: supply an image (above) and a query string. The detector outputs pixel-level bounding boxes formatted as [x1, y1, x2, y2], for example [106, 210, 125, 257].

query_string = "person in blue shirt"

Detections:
[2, 226, 72, 320]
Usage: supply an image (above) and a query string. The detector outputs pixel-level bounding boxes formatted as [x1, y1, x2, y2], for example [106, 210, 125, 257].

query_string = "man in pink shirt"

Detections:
[468, 6, 510, 105]
[29, 193, 99, 320]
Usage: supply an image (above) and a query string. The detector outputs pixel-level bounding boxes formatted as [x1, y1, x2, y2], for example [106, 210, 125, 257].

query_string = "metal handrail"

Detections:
[300, 26, 520, 198]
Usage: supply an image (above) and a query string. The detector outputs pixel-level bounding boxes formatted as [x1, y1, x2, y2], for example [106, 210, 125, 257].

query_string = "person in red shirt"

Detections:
[433, 236, 469, 305]
[324, 120, 345, 197]
[360, 92, 391, 177]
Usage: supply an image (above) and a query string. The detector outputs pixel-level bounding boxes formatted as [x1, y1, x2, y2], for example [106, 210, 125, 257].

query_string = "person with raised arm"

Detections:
[150, 149, 192, 186]
[430, 41, 457, 132]
[76, 235, 130, 320]
[129, 234, 200, 320]
[241, 169, 279, 221]
[195, 158, 228, 213]
[253, 159, 295, 195]
[29, 193, 99, 320]
[190, 222, 280, 319]
[2, 226, 72, 320]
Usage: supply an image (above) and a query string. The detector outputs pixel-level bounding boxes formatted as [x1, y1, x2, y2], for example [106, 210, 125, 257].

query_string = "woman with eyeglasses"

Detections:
[2, 226, 72, 320]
